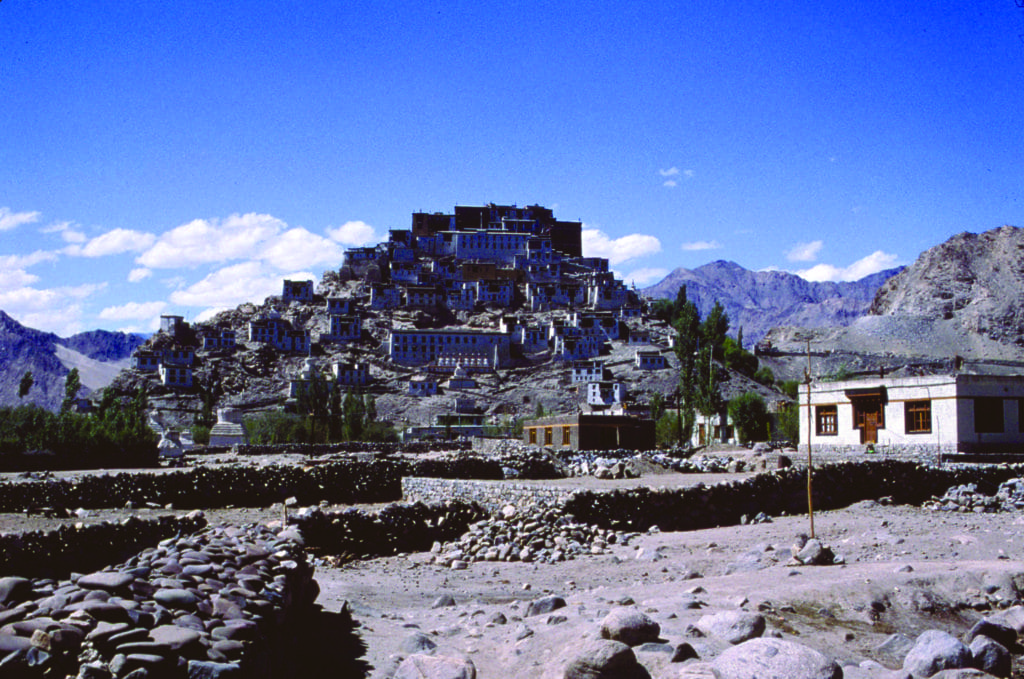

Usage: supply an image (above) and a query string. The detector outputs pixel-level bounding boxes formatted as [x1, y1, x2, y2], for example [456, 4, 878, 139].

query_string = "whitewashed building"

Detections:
[387, 329, 512, 368]
[799, 373, 1024, 454]
[635, 350, 666, 370]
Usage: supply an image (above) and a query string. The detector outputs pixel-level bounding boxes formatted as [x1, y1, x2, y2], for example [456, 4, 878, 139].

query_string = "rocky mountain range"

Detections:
[759, 225, 1024, 380]
[642, 260, 901, 345]
[0, 311, 146, 411]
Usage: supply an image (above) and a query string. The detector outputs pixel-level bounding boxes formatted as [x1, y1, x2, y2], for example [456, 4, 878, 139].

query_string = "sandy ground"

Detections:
[318, 495, 1024, 678]
[3, 463, 1024, 677]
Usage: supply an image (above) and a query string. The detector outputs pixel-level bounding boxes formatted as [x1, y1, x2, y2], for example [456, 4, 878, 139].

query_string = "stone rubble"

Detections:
[0, 520, 317, 678]
[429, 500, 643, 567]
[924, 478, 1024, 513]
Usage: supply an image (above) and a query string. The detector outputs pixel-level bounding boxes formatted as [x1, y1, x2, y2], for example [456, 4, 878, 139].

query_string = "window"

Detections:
[975, 398, 1004, 433]
[904, 400, 932, 434]
[562, 426, 571, 446]
[816, 405, 838, 436]
[528, 428, 537, 444]
[544, 427, 553, 445]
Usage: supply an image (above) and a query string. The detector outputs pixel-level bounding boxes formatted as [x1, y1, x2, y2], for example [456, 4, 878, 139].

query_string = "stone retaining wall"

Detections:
[795, 444, 957, 466]
[229, 441, 471, 456]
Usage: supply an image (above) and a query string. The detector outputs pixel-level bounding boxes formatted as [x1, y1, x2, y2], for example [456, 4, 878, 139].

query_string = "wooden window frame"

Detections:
[815, 405, 838, 436]
[562, 426, 571, 446]
[904, 400, 932, 434]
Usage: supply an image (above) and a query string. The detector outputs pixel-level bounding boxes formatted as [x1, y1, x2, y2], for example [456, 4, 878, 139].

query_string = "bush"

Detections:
[728, 392, 770, 444]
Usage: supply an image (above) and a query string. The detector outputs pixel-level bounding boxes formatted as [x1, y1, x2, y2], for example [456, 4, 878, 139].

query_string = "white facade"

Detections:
[635, 350, 666, 370]
[159, 364, 193, 388]
[387, 329, 511, 367]
[409, 376, 439, 397]
[332, 362, 370, 387]
[587, 382, 627, 407]
[572, 360, 606, 384]
[799, 374, 1024, 453]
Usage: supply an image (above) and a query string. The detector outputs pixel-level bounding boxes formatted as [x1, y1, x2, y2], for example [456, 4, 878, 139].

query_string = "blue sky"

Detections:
[2, 1, 1023, 335]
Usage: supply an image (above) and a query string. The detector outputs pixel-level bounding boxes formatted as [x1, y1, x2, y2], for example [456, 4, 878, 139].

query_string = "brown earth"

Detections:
[3, 463, 1024, 678]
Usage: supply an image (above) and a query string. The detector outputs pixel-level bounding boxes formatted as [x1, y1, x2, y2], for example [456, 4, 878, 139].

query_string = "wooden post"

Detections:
[804, 340, 815, 539]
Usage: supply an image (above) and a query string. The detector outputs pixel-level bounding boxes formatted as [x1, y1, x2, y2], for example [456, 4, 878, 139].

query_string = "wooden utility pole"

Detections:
[804, 340, 815, 538]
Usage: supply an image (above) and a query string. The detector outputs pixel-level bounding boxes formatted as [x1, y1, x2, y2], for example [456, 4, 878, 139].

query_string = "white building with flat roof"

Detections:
[799, 373, 1024, 455]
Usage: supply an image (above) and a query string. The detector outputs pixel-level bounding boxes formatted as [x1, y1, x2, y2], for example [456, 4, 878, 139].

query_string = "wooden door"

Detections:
[862, 413, 879, 444]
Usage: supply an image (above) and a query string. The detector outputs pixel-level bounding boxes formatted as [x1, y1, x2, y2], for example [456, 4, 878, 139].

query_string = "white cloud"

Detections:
[42, 221, 87, 243]
[681, 240, 721, 251]
[137, 213, 286, 268]
[128, 268, 152, 283]
[68, 228, 157, 257]
[663, 180, 678, 188]
[0, 251, 59, 269]
[0, 269, 40, 290]
[261, 228, 346, 270]
[658, 167, 680, 177]
[796, 250, 900, 282]
[786, 240, 823, 262]
[0, 283, 106, 335]
[683, 169, 695, 179]
[622, 267, 669, 286]
[169, 262, 315, 309]
[0, 207, 41, 231]
[98, 301, 168, 321]
[581, 228, 661, 265]
[327, 220, 378, 246]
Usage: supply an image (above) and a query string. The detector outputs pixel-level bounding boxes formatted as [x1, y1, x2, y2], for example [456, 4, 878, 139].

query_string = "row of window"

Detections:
[527, 426, 573, 446]
[815, 398, 1024, 436]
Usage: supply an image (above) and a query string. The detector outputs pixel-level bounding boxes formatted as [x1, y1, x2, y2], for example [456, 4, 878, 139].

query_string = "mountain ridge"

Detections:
[641, 260, 902, 344]
[0, 310, 146, 410]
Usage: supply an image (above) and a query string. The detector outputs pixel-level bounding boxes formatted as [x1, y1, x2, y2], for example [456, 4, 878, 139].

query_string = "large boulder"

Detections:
[710, 638, 842, 679]
[968, 635, 1010, 678]
[394, 652, 477, 679]
[903, 630, 971, 678]
[600, 608, 661, 647]
[563, 640, 652, 679]
[695, 611, 766, 645]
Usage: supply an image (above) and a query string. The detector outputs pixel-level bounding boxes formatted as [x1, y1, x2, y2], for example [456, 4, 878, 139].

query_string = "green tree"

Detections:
[649, 392, 665, 422]
[62, 368, 81, 412]
[701, 301, 730, 360]
[753, 366, 775, 387]
[778, 403, 800, 444]
[341, 390, 365, 441]
[728, 392, 770, 444]
[723, 337, 758, 377]
[655, 412, 686, 448]
[672, 287, 701, 446]
[18, 371, 33, 399]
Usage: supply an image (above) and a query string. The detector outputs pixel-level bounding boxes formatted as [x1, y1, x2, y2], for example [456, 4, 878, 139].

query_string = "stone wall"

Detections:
[229, 440, 471, 456]
[795, 443, 956, 466]
[562, 460, 1024, 532]
[0, 460, 404, 513]
[0, 513, 207, 579]
[293, 500, 491, 558]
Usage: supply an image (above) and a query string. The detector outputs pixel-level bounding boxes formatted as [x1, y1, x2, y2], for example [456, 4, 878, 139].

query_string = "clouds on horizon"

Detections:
[796, 250, 900, 282]
[681, 240, 721, 252]
[786, 240, 824, 262]
[581, 227, 661, 265]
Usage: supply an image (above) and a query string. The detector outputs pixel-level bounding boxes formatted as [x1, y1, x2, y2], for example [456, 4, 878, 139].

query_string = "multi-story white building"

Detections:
[159, 363, 193, 389]
[282, 279, 315, 302]
[322, 314, 362, 343]
[387, 329, 512, 368]
[587, 382, 627, 408]
[635, 349, 666, 370]
[332, 362, 370, 387]
[571, 360, 607, 384]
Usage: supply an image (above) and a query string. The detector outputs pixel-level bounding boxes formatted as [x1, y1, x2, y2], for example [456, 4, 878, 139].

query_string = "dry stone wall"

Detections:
[402, 477, 576, 512]
[563, 460, 1024, 531]
[0, 460, 404, 513]
[0, 514, 207, 580]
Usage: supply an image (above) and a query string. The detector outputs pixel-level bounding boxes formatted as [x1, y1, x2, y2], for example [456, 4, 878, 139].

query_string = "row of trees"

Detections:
[651, 287, 799, 447]
[1, 369, 158, 469]
[242, 371, 397, 444]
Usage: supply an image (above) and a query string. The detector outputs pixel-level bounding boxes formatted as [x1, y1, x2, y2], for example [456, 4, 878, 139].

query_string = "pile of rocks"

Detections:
[429, 501, 639, 567]
[924, 478, 1024, 513]
[561, 451, 749, 478]
[0, 520, 318, 678]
